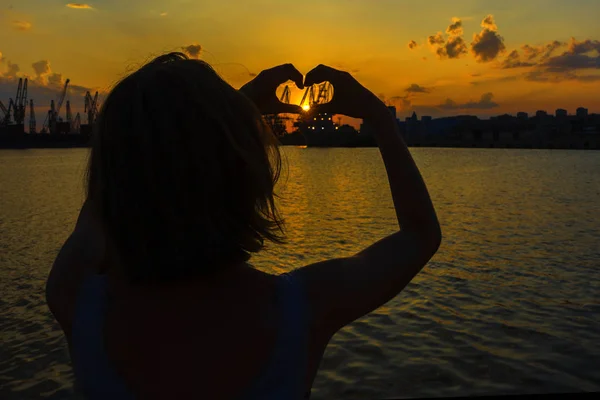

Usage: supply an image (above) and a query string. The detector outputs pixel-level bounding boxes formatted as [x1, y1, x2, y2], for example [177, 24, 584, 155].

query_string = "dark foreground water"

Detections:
[1, 147, 599, 399]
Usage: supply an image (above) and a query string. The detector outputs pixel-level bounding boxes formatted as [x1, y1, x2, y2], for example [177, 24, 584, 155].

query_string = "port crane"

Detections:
[264, 85, 292, 136]
[298, 82, 333, 110]
[12, 78, 28, 125]
[84, 91, 99, 125]
[72, 112, 81, 133]
[41, 79, 70, 133]
[294, 82, 335, 130]
[0, 100, 11, 126]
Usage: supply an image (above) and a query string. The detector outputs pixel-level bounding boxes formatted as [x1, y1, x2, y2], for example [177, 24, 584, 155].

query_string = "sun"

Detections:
[302, 104, 310, 111]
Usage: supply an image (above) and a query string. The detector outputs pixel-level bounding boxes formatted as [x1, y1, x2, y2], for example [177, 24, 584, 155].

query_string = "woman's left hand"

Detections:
[239, 64, 305, 115]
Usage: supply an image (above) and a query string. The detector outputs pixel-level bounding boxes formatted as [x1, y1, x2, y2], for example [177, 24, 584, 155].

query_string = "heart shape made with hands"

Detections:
[240, 64, 341, 116]
[275, 81, 334, 112]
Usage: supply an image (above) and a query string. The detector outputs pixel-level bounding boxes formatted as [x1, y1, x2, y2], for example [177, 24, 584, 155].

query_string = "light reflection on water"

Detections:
[0, 147, 599, 399]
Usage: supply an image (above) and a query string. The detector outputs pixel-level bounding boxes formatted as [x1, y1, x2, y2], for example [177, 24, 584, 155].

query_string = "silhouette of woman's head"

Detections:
[87, 52, 284, 284]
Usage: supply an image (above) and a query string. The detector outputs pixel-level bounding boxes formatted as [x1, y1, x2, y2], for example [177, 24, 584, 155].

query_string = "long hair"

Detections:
[86, 52, 285, 284]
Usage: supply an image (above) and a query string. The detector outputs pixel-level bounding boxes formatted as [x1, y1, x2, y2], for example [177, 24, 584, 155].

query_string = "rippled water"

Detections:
[1, 147, 599, 399]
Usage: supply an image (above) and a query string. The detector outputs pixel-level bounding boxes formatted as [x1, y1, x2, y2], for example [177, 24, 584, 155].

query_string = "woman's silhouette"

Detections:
[46, 52, 441, 399]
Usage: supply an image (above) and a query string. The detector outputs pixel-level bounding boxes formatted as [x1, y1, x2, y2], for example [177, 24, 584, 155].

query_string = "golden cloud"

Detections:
[12, 21, 32, 31]
[66, 3, 93, 9]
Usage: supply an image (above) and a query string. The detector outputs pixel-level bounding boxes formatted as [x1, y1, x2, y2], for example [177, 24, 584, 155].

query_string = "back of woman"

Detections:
[46, 53, 441, 399]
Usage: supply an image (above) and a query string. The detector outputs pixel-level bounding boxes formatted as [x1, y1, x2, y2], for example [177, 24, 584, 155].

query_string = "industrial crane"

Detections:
[299, 82, 333, 109]
[0, 99, 15, 126]
[280, 85, 291, 104]
[55, 79, 70, 120]
[263, 85, 293, 137]
[12, 78, 28, 125]
[42, 79, 70, 133]
[72, 112, 81, 133]
[294, 82, 334, 130]
[29, 99, 36, 134]
[84, 91, 99, 125]
[0, 100, 10, 126]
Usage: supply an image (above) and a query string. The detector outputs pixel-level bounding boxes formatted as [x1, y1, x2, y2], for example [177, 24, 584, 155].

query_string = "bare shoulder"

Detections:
[293, 229, 441, 339]
[46, 230, 102, 342]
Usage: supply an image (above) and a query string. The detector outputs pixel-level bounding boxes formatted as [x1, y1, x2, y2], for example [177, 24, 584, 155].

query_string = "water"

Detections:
[1, 147, 599, 399]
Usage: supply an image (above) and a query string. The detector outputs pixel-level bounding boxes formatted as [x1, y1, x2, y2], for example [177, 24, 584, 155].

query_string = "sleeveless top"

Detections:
[71, 271, 311, 399]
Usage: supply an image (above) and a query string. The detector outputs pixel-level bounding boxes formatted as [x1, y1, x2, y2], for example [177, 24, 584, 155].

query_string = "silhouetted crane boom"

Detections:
[55, 79, 70, 118]
[0, 100, 8, 120]
[84, 91, 99, 124]
[280, 85, 291, 104]
[19, 78, 28, 125]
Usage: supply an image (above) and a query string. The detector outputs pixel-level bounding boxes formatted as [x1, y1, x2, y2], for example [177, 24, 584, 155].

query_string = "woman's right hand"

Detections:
[303, 64, 390, 120]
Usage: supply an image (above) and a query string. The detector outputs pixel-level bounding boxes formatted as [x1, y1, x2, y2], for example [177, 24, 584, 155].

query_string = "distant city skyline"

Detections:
[1, 0, 599, 126]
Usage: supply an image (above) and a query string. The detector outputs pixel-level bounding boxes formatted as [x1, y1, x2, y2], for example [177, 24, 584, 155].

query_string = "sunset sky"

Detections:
[1, 0, 599, 126]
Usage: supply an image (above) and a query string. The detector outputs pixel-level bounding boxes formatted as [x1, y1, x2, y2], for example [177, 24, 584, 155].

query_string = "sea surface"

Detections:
[1, 147, 599, 399]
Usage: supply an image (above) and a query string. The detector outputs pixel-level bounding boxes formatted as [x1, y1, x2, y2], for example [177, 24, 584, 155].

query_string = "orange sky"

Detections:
[1, 1, 599, 125]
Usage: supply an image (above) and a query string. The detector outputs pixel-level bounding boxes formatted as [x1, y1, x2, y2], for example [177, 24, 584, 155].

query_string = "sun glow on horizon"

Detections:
[302, 104, 310, 111]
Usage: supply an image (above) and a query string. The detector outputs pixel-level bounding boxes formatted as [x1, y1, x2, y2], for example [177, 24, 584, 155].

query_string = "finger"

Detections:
[281, 64, 304, 90]
[304, 64, 342, 87]
[268, 64, 304, 89]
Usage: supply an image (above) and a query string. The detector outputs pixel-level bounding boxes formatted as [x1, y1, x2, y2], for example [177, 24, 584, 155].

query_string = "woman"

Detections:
[46, 53, 441, 399]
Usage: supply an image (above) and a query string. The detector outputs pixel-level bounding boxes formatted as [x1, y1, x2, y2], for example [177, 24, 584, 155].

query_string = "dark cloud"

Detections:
[501, 50, 536, 69]
[408, 40, 418, 50]
[544, 53, 600, 71]
[481, 15, 497, 31]
[522, 40, 565, 61]
[428, 19, 468, 59]
[31, 60, 52, 85]
[446, 18, 463, 36]
[438, 92, 499, 110]
[182, 44, 202, 59]
[5, 62, 20, 78]
[542, 38, 600, 73]
[568, 38, 600, 54]
[524, 69, 600, 83]
[405, 84, 430, 93]
[0, 52, 20, 79]
[428, 32, 445, 46]
[470, 15, 506, 63]
[47, 72, 65, 87]
[505, 37, 600, 82]
[437, 36, 468, 59]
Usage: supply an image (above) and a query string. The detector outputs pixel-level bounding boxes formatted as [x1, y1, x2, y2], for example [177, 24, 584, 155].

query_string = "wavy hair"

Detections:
[86, 52, 284, 284]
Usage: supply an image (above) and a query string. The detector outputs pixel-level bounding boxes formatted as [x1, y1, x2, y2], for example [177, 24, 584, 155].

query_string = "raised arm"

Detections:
[294, 65, 442, 339]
